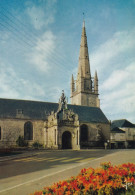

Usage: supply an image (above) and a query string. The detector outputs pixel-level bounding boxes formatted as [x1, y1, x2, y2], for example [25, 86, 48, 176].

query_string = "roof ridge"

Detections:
[0, 98, 58, 104]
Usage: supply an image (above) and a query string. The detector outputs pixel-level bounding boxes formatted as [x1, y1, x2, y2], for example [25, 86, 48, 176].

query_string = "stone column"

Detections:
[78, 127, 80, 146]
[44, 128, 46, 147]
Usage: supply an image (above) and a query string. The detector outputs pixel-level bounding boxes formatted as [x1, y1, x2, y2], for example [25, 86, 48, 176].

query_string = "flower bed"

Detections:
[32, 162, 135, 195]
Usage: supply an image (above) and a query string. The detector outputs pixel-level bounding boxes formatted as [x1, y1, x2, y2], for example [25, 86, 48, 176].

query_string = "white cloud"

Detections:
[101, 70, 127, 90]
[91, 28, 135, 73]
[0, 59, 46, 100]
[101, 62, 135, 93]
[100, 62, 135, 122]
[0, 60, 19, 98]
[26, 6, 45, 30]
[26, 0, 56, 30]
[90, 28, 135, 123]
[28, 31, 56, 73]
[46, 86, 62, 103]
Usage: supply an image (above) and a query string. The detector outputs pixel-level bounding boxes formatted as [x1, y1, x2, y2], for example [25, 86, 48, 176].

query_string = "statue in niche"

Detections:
[58, 90, 67, 111]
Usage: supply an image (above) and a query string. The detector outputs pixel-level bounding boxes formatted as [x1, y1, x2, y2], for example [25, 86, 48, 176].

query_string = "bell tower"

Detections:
[70, 21, 100, 107]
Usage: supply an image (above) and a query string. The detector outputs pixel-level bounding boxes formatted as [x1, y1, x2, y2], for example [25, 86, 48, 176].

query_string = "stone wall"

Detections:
[71, 92, 100, 107]
[0, 118, 110, 149]
[0, 118, 45, 148]
[80, 122, 110, 147]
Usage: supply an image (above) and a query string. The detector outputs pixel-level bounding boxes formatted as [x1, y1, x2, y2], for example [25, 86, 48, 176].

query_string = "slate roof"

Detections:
[111, 119, 135, 128]
[0, 98, 109, 124]
[111, 127, 125, 133]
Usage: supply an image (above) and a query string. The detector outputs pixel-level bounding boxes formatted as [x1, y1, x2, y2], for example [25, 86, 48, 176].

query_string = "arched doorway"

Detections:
[62, 131, 72, 149]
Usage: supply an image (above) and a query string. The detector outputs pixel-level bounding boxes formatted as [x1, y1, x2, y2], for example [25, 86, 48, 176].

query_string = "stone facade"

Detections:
[44, 91, 80, 150]
[79, 122, 110, 148]
[0, 21, 110, 149]
[0, 118, 45, 148]
[0, 92, 110, 149]
[110, 120, 135, 149]
[45, 107, 80, 150]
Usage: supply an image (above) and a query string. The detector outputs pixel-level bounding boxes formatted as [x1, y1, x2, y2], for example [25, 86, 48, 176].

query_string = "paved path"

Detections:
[0, 149, 135, 195]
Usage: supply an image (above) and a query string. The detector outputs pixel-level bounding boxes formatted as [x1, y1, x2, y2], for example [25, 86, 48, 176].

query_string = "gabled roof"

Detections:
[111, 127, 125, 133]
[112, 119, 135, 128]
[0, 98, 109, 124]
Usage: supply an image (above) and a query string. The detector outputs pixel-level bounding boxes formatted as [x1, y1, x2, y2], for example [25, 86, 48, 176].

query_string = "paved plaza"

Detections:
[0, 149, 135, 195]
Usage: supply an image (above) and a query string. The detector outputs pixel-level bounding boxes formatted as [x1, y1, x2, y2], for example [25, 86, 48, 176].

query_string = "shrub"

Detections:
[32, 162, 135, 195]
[16, 136, 28, 147]
[32, 141, 43, 149]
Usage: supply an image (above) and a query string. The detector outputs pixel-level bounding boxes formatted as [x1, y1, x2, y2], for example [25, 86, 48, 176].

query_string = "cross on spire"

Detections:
[83, 12, 85, 27]
[83, 12, 85, 20]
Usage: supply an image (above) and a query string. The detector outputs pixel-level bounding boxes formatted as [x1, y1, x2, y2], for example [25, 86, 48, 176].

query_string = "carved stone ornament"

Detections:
[58, 90, 67, 111]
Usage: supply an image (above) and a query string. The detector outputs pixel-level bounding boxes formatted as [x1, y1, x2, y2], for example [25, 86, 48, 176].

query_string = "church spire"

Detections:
[77, 20, 91, 80]
[70, 21, 100, 108]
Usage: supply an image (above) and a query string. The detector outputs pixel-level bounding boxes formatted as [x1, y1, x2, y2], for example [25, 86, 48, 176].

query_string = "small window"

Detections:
[0, 127, 1, 140]
[17, 109, 23, 114]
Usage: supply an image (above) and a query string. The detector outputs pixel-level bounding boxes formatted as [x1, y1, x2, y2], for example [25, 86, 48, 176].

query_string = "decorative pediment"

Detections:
[45, 90, 79, 127]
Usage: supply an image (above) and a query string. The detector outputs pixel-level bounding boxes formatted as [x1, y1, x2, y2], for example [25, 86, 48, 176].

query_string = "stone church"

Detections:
[0, 22, 110, 150]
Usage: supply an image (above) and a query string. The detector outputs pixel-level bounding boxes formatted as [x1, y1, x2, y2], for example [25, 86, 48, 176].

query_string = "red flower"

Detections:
[32, 163, 135, 195]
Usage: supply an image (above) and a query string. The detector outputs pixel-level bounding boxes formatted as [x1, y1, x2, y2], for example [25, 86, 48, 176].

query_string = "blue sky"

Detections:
[0, 0, 135, 123]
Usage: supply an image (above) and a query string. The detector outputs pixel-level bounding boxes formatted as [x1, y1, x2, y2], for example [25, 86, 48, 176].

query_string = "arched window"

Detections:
[80, 124, 88, 142]
[24, 121, 33, 140]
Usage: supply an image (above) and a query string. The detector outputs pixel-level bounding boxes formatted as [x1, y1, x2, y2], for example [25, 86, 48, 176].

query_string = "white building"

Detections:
[111, 119, 135, 148]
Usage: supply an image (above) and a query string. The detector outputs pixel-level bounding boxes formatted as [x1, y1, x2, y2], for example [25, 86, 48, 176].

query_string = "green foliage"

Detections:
[126, 185, 135, 195]
[16, 136, 28, 147]
[100, 162, 112, 170]
[32, 141, 43, 149]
